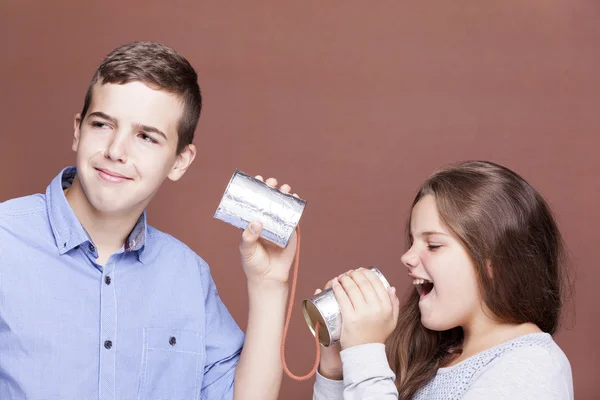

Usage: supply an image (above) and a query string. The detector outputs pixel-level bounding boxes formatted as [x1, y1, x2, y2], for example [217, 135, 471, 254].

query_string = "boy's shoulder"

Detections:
[0, 193, 46, 219]
[145, 224, 210, 267]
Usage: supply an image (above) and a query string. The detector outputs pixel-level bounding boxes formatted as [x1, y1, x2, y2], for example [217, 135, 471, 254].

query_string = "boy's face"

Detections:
[72, 81, 196, 215]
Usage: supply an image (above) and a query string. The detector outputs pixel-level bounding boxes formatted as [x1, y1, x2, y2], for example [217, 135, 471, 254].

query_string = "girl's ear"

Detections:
[486, 261, 493, 279]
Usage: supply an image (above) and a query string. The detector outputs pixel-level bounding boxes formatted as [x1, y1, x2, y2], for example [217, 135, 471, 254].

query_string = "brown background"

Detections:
[1, 1, 598, 398]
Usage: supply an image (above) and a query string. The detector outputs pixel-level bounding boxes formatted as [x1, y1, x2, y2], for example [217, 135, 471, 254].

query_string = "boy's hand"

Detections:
[239, 176, 300, 288]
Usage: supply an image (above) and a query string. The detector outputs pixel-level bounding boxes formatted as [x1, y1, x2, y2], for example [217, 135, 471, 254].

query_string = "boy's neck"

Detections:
[65, 176, 144, 265]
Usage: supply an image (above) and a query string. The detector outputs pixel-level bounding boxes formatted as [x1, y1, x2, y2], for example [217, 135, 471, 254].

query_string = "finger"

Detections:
[338, 275, 366, 310]
[338, 269, 354, 279]
[389, 287, 400, 324]
[314, 288, 322, 295]
[292, 193, 299, 198]
[332, 278, 355, 315]
[349, 269, 380, 305]
[360, 268, 390, 304]
[239, 221, 263, 260]
[280, 184, 291, 194]
[324, 279, 335, 290]
[254, 175, 264, 182]
[265, 177, 278, 187]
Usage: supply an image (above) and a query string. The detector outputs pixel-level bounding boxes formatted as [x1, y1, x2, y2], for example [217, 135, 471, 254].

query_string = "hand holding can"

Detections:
[303, 267, 399, 348]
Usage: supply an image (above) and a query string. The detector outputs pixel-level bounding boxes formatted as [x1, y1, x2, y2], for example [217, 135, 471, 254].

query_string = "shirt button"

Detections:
[169, 336, 177, 346]
[105, 276, 111, 285]
[104, 340, 112, 349]
[89, 243, 95, 252]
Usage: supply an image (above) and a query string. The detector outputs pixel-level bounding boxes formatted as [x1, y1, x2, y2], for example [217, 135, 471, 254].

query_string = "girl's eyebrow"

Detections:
[413, 230, 449, 238]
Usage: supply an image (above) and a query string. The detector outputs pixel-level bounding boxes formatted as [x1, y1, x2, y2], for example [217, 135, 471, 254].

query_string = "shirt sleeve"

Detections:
[197, 258, 245, 400]
[313, 370, 345, 400]
[340, 343, 398, 400]
[462, 346, 573, 400]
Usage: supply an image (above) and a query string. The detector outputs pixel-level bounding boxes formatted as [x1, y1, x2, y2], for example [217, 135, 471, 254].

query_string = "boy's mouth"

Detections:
[96, 168, 133, 183]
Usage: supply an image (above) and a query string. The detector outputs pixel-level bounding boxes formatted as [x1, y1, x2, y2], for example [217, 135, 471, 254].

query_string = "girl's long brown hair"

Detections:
[386, 161, 572, 399]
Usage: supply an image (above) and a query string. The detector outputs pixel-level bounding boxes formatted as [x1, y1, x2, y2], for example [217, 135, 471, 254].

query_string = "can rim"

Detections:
[302, 299, 331, 347]
[213, 169, 243, 220]
[368, 266, 391, 290]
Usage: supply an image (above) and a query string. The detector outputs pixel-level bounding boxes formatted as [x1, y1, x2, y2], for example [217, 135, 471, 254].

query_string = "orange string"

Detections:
[280, 225, 321, 381]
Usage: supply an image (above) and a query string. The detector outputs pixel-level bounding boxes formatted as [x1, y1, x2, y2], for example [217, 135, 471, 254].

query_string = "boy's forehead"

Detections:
[88, 81, 182, 136]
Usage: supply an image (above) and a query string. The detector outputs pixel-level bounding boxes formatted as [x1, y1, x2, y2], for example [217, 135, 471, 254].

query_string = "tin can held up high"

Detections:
[213, 170, 307, 248]
[302, 267, 391, 347]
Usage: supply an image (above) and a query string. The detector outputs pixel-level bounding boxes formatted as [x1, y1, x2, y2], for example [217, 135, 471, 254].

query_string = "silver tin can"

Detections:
[214, 170, 307, 248]
[302, 267, 391, 347]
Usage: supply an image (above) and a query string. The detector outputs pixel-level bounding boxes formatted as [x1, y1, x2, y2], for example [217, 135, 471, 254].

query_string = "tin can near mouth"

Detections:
[302, 267, 391, 347]
[214, 170, 307, 248]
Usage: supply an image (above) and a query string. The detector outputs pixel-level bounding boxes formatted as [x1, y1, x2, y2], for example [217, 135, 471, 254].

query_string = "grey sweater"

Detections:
[313, 333, 573, 399]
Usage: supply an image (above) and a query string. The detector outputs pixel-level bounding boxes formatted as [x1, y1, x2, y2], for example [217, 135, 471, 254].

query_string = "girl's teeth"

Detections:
[412, 279, 431, 285]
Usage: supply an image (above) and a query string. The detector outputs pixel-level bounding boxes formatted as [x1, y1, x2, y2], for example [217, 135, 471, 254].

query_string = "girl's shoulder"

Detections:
[415, 333, 573, 400]
[435, 332, 564, 373]
[470, 332, 571, 378]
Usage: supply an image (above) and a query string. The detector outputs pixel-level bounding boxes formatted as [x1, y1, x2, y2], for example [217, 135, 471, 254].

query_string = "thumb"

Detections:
[239, 221, 262, 260]
[389, 287, 400, 324]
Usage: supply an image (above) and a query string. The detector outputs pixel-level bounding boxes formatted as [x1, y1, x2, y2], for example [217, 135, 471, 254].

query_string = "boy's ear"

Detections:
[168, 144, 196, 181]
[73, 113, 82, 152]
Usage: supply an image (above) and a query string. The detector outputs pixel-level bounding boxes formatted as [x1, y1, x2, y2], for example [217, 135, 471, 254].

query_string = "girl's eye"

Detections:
[428, 245, 442, 251]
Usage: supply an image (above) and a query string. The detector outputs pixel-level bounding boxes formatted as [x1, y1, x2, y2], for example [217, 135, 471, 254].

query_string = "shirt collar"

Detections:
[46, 166, 148, 257]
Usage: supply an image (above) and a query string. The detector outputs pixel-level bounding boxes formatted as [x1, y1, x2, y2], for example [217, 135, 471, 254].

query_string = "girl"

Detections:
[312, 160, 574, 399]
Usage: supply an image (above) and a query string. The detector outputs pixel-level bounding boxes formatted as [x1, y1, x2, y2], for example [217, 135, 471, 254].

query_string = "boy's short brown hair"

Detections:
[80, 41, 202, 154]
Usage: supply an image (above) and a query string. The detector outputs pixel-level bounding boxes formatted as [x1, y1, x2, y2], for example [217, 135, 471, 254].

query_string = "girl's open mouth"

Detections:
[413, 279, 434, 299]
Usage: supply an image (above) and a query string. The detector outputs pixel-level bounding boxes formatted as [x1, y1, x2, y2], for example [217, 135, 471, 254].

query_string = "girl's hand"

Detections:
[332, 268, 400, 350]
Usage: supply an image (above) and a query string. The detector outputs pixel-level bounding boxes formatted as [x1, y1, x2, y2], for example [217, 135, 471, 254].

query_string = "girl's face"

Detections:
[401, 195, 485, 331]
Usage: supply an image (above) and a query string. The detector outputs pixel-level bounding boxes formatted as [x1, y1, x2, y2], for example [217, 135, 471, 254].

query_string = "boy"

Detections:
[0, 41, 296, 400]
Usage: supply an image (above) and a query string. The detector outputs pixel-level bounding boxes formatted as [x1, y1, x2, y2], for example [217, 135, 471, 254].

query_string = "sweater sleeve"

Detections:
[313, 370, 344, 400]
[341, 343, 398, 400]
[312, 343, 398, 400]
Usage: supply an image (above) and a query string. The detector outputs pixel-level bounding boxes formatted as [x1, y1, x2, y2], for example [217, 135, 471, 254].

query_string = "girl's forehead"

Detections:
[410, 196, 454, 239]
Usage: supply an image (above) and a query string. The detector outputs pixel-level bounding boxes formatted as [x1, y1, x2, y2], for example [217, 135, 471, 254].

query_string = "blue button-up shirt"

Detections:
[0, 167, 245, 400]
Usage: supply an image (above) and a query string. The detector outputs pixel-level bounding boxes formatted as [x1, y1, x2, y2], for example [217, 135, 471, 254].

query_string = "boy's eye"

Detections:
[139, 133, 158, 144]
[91, 121, 109, 129]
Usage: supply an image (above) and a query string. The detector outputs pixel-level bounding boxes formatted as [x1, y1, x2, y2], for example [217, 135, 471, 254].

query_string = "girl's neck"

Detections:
[444, 322, 542, 367]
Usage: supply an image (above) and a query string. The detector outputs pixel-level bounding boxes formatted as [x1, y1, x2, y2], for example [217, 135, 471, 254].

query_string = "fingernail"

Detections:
[249, 222, 260, 233]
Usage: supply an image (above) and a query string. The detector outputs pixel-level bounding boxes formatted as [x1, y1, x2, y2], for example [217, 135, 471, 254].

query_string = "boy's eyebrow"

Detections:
[133, 123, 167, 140]
[88, 111, 117, 124]
[88, 111, 167, 140]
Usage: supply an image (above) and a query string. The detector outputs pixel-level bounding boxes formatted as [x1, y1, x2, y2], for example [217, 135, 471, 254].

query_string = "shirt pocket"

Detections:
[138, 327, 205, 400]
